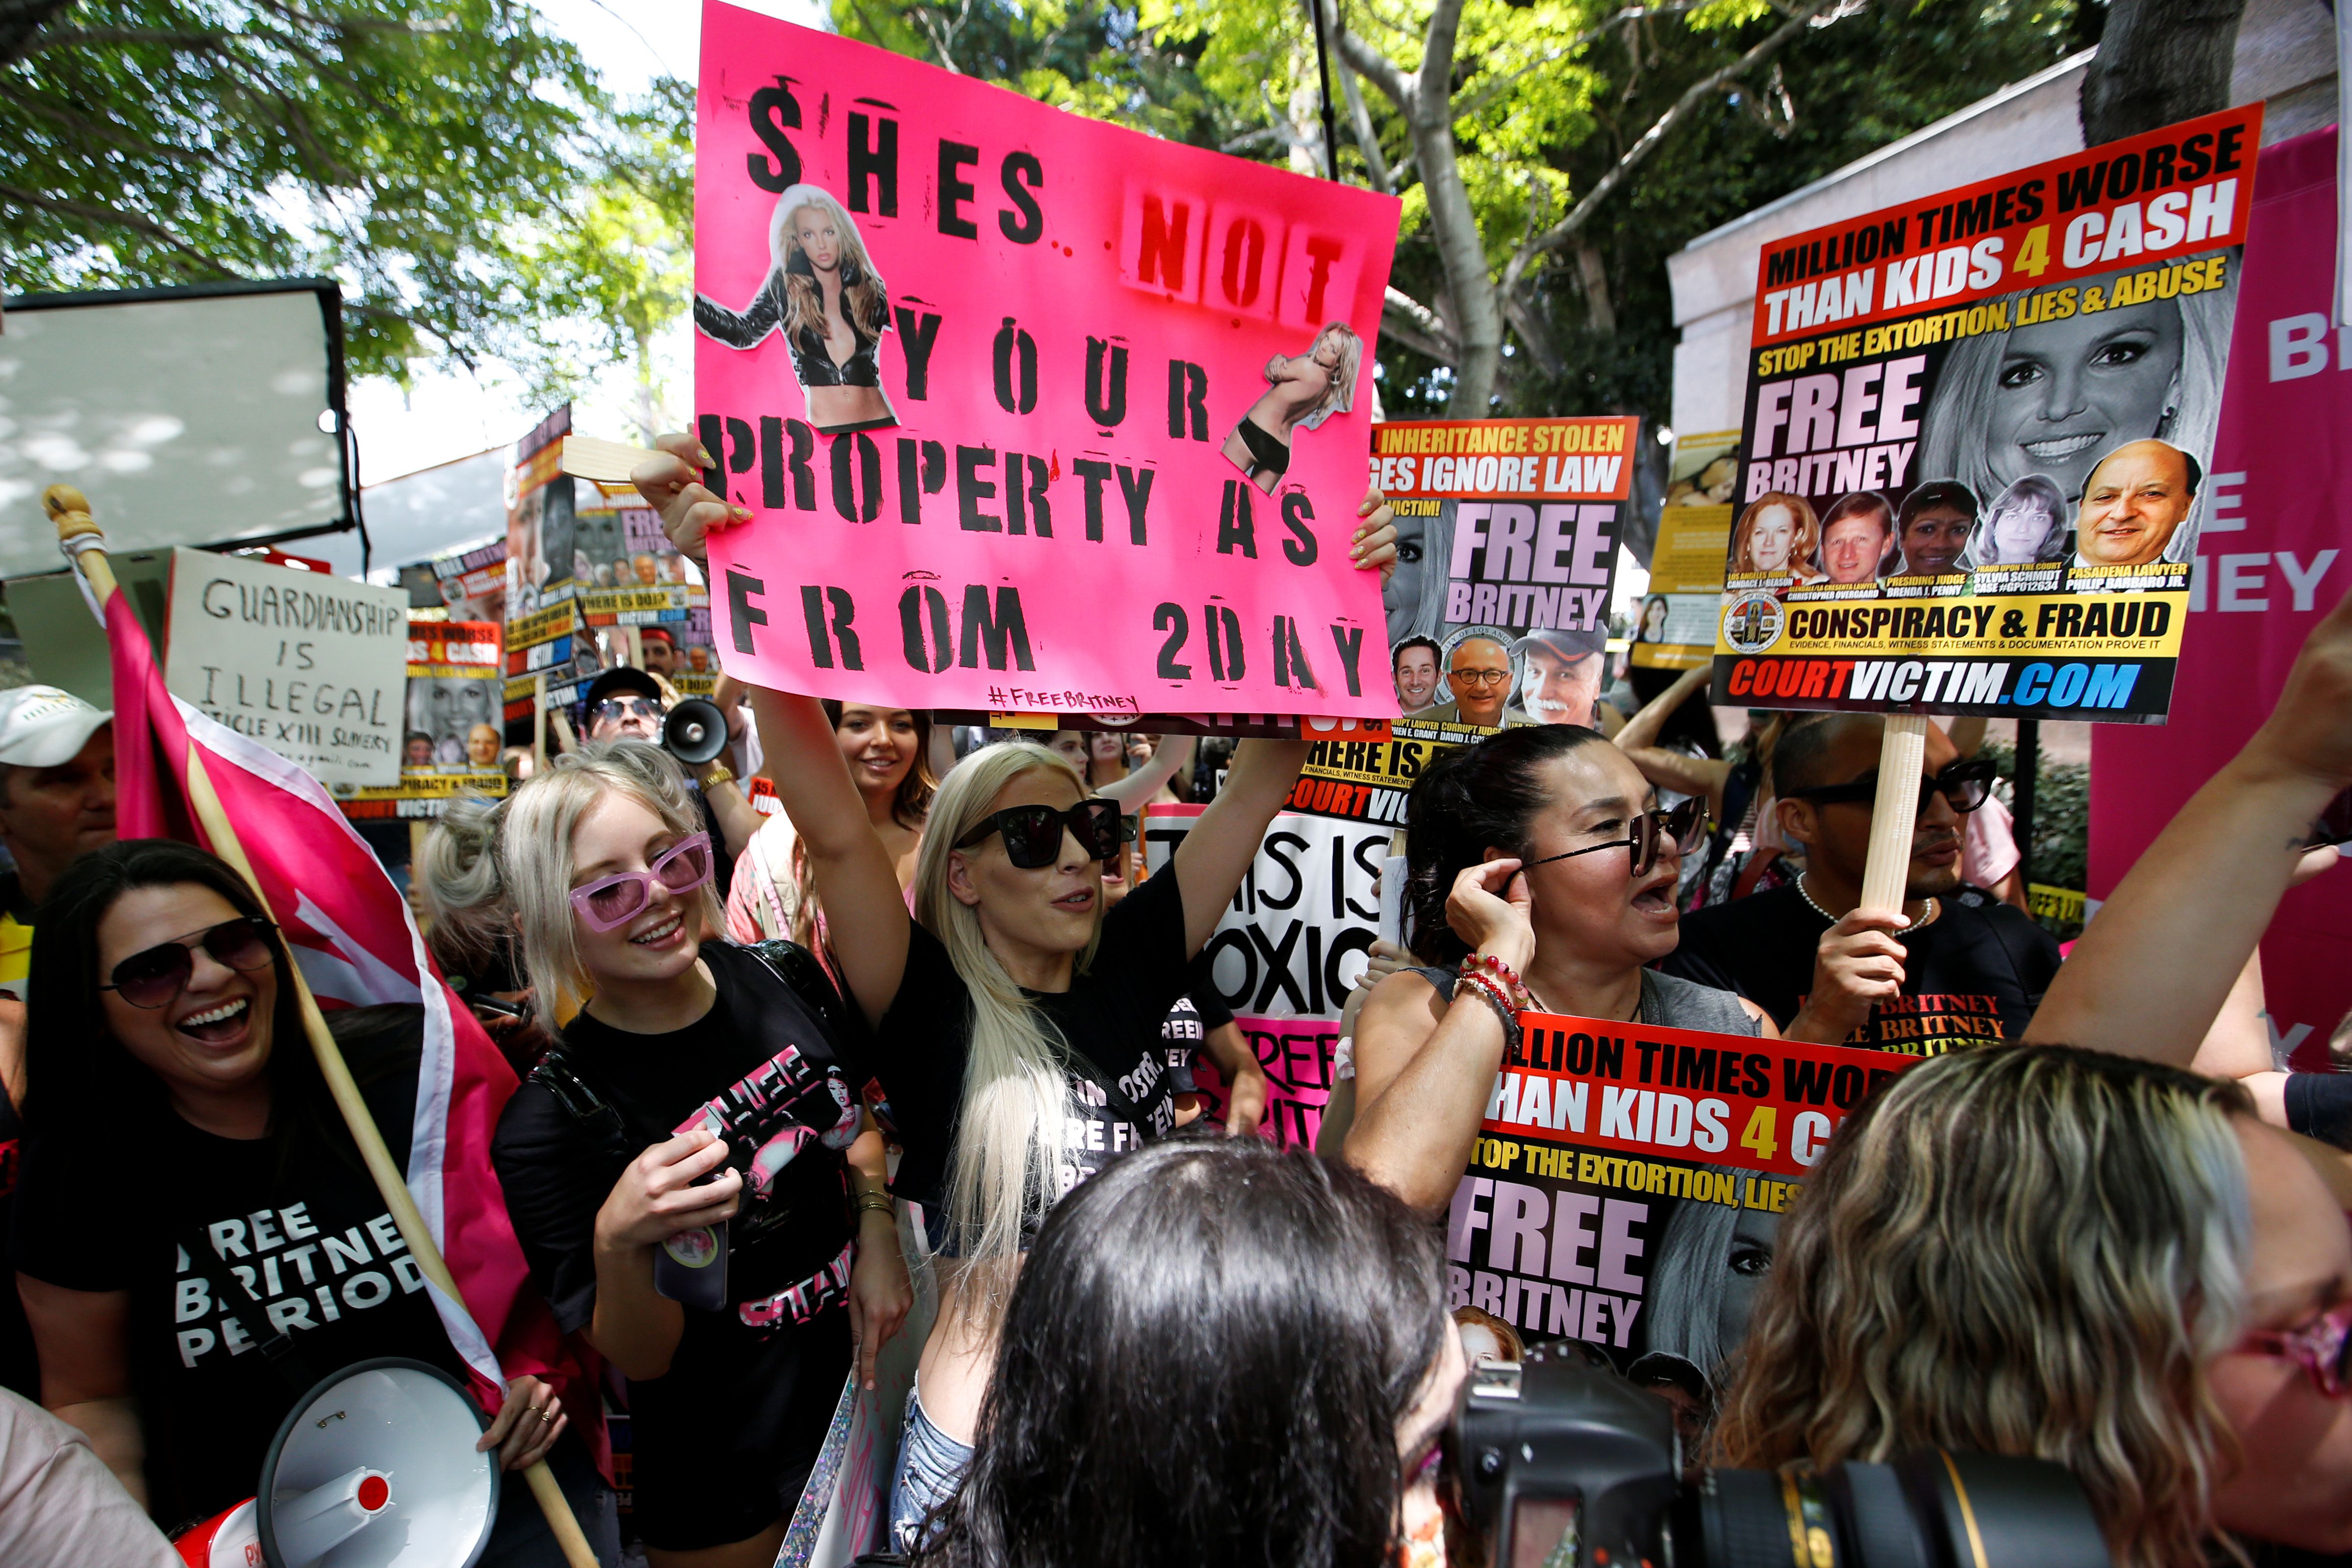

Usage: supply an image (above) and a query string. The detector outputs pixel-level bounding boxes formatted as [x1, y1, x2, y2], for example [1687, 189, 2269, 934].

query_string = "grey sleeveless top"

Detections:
[1411, 963, 1759, 1036]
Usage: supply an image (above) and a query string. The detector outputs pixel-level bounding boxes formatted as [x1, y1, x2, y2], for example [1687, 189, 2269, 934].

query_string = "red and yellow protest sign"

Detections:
[1451, 1015, 1917, 1372]
[1713, 105, 2260, 722]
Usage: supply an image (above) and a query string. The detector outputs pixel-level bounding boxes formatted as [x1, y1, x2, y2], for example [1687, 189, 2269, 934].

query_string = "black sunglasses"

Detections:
[1518, 798, 1710, 883]
[1784, 757, 1998, 816]
[956, 799, 1124, 868]
[101, 917, 278, 1009]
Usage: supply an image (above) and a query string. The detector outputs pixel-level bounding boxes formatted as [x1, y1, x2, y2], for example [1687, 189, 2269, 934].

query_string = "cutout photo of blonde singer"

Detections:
[695, 184, 897, 434]
[1224, 323, 1362, 494]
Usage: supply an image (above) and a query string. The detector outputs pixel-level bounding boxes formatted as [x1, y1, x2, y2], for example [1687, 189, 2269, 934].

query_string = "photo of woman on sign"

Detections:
[1223, 322, 1362, 494]
[1915, 261, 2236, 517]
[1962, 473, 2071, 568]
[1729, 493, 1824, 587]
[695, 184, 897, 434]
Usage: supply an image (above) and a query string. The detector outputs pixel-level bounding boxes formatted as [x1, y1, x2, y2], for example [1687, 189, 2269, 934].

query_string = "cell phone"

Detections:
[2308, 788, 2352, 850]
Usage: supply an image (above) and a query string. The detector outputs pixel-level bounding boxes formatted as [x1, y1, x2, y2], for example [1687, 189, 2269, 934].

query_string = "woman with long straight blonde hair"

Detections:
[626, 431, 1399, 1555]
[1716, 1042, 2352, 1567]
[695, 183, 897, 433]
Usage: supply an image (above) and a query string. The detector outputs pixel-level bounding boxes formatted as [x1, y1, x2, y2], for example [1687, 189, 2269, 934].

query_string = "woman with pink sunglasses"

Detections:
[461, 743, 914, 1568]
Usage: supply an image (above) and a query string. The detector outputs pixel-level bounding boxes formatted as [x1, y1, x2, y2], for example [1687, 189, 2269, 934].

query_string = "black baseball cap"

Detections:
[1897, 481, 1978, 528]
[1512, 626, 1607, 663]
[583, 666, 664, 713]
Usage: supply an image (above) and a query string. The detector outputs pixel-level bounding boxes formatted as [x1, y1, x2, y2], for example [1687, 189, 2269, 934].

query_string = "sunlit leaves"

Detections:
[0, 0, 605, 378]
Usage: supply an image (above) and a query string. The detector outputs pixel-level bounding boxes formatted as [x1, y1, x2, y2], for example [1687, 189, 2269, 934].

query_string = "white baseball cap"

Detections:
[0, 686, 113, 769]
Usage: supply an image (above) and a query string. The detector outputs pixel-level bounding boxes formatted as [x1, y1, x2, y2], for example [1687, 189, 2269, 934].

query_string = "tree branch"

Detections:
[1333, 50, 1393, 194]
[1331, 21, 1413, 116]
[1414, 0, 1472, 125]
[1501, 0, 1844, 292]
[10, 92, 216, 166]
[0, 179, 240, 275]
[1383, 285, 1460, 362]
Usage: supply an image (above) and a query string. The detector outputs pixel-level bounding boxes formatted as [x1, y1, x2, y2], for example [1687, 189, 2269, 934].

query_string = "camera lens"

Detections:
[1455, 1357, 2111, 1568]
[1677, 1450, 2110, 1568]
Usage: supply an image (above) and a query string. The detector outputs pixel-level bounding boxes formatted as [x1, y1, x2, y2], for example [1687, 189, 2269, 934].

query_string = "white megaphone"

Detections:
[174, 1357, 500, 1568]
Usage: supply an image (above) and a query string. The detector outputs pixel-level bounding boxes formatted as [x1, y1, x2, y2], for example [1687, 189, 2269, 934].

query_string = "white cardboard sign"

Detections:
[164, 548, 409, 786]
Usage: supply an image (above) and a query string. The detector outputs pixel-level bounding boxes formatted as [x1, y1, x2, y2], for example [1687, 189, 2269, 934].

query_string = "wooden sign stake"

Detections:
[1857, 714, 1930, 914]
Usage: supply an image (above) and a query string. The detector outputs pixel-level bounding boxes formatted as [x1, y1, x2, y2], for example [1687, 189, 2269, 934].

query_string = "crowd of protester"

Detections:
[0, 428, 2344, 1568]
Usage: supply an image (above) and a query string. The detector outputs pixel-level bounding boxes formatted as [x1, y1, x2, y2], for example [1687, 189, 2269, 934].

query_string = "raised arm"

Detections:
[633, 433, 909, 1026]
[1099, 733, 1196, 811]
[746, 689, 912, 1025]
[2025, 587, 2352, 1063]
[1343, 860, 1532, 1217]
[1611, 666, 1731, 811]
[1173, 737, 1307, 956]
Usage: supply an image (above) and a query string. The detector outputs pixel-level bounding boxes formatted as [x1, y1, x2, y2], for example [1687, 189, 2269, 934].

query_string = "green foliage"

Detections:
[1453, 0, 2085, 417]
[0, 0, 606, 379]
[505, 76, 695, 420]
[1976, 733, 2090, 939]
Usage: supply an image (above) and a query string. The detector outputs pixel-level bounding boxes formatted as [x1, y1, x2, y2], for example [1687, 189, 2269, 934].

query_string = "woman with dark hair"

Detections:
[924, 1136, 1461, 1568]
[8, 840, 606, 1556]
[1962, 473, 2072, 569]
[1346, 726, 1771, 1215]
[727, 702, 939, 948]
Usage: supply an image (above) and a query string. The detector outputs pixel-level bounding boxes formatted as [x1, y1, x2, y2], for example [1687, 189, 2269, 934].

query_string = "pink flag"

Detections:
[105, 590, 587, 1433]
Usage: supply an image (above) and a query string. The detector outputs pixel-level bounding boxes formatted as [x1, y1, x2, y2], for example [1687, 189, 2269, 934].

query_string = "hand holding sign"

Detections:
[1786, 908, 1910, 1046]
[633, 434, 747, 568]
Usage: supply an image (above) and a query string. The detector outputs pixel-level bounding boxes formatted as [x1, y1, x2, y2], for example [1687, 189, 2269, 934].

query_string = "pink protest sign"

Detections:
[2090, 126, 2352, 1055]
[694, 6, 1403, 718]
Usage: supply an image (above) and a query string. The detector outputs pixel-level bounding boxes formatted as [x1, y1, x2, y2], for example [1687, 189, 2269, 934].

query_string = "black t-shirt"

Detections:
[693, 787, 735, 901]
[1158, 987, 1236, 1096]
[1661, 883, 2062, 1054]
[10, 1006, 464, 1527]
[491, 940, 858, 1542]
[0, 1077, 35, 1402]
[878, 870, 1192, 1229]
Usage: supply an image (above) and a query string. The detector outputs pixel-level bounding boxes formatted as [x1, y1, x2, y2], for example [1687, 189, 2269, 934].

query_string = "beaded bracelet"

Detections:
[1463, 951, 1531, 1009]
[1456, 970, 1522, 1054]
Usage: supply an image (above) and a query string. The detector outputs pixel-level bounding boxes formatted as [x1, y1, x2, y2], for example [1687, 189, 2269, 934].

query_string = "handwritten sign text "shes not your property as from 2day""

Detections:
[692, 7, 1404, 718]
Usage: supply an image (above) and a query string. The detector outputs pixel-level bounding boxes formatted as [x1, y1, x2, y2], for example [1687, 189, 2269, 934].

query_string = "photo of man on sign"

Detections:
[2071, 438, 2201, 572]
[695, 182, 898, 434]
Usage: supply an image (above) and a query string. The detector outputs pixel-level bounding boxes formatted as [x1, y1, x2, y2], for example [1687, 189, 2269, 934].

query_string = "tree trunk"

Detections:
[2078, 0, 2247, 145]
[1414, 117, 1505, 414]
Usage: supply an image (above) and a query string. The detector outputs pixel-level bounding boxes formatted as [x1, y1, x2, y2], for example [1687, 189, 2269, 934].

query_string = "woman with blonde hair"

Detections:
[1915, 263, 2236, 533]
[1224, 322, 1363, 493]
[1716, 1042, 2352, 1566]
[442, 742, 912, 1568]
[625, 430, 1397, 1554]
[696, 183, 896, 433]
[1729, 491, 1824, 584]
